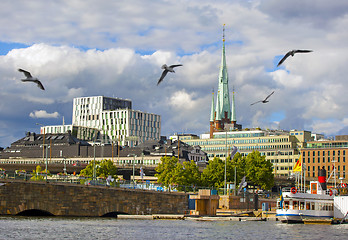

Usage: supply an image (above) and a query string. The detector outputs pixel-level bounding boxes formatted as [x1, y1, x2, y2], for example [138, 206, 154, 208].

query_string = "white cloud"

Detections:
[1, 0, 348, 147]
[29, 110, 59, 119]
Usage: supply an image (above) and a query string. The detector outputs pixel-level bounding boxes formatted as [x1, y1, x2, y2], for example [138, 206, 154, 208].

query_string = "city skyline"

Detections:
[1, 0, 348, 148]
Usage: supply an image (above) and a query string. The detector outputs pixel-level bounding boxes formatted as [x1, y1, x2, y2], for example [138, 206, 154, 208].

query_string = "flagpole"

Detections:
[300, 152, 302, 192]
[303, 162, 306, 192]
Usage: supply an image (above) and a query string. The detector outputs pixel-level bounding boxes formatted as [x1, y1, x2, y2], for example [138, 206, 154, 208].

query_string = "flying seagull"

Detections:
[250, 91, 275, 106]
[277, 49, 313, 67]
[157, 64, 183, 85]
[18, 68, 45, 90]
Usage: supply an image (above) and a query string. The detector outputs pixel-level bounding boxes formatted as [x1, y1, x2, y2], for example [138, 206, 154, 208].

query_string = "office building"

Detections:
[41, 96, 161, 146]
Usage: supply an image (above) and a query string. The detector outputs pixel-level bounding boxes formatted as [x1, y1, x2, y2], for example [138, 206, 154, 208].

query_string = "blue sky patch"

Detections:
[0, 42, 29, 55]
[269, 110, 285, 122]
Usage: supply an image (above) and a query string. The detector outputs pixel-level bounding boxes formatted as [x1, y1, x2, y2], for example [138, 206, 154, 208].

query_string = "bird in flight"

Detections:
[277, 49, 313, 67]
[18, 68, 45, 90]
[157, 64, 183, 85]
[250, 91, 275, 106]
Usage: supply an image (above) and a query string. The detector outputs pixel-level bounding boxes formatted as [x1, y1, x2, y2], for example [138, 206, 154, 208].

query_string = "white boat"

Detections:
[276, 181, 334, 223]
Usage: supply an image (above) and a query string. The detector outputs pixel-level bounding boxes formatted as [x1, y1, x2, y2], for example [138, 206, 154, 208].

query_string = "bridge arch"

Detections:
[17, 209, 54, 216]
[101, 211, 128, 218]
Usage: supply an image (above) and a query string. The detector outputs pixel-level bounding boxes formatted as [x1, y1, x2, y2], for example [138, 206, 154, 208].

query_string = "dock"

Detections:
[117, 214, 277, 221]
[303, 219, 333, 225]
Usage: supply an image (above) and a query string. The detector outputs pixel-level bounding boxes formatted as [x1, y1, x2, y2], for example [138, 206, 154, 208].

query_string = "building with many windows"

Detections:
[41, 96, 161, 146]
[72, 96, 132, 129]
[101, 108, 161, 146]
[302, 139, 348, 180]
[181, 129, 313, 176]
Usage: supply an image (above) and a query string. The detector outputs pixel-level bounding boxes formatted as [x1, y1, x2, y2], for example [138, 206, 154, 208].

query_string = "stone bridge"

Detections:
[0, 180, 189, 217]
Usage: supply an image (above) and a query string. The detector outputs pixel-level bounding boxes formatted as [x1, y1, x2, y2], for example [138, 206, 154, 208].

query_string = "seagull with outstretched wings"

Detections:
[157, 64, 183, 85]
[277, 49, 313, 67]
[250, 91, 275, 106]
[18, 68, 45, 90]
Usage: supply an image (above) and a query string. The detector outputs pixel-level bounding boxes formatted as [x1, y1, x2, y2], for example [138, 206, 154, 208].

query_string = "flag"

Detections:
[293, 155, 302, 172]
[279, 188, 284, 209]
[231, 146, 238, 157]
[237, 176, 247, 194]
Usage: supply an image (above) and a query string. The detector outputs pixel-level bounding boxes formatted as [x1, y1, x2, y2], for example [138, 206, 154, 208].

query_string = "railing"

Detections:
[0, 172, 202, 193]
[281, 187, 306, 194]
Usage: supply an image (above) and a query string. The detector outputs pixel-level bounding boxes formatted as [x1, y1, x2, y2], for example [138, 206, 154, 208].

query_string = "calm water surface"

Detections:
[1, 216, 348, 240]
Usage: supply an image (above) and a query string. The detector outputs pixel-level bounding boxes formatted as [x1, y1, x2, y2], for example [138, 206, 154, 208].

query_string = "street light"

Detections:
[224, 130, 227, 195]
[36, 123, 48, 181]
[92, 130, 98, 181]
[127, 154, 137, 186]
[36, 123, 45, 163]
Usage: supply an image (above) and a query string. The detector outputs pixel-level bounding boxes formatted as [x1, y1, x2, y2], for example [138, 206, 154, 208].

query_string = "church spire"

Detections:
[215, 91, 222, 121]
[215, 24, 231, 123]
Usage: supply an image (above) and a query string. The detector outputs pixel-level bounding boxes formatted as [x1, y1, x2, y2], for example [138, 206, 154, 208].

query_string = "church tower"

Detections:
[210, 25, 241, 138]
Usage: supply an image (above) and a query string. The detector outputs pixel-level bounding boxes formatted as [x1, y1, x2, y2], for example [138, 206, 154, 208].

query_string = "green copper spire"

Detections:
[215, 24, 231, 121]
[215, 91, 222, 121]
[231, 86, 236, 122]
[210, 91, 215, 122]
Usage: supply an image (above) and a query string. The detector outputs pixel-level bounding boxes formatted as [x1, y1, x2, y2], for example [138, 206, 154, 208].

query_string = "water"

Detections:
[1, 216, 348, 240]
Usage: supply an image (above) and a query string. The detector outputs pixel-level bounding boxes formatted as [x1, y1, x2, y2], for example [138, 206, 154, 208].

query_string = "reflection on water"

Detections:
[1, 216, 348, 240]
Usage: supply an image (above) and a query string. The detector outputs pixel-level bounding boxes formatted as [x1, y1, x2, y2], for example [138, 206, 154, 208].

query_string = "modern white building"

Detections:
[72, 96, 132, 129]
[41, 96, 161, 146]
[101, 108, 161, 146]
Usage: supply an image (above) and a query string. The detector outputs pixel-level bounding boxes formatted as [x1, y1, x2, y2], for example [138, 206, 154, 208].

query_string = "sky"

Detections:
[1, 0, 348, 148]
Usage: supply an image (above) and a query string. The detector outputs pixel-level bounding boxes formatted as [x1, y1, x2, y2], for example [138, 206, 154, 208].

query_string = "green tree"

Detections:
[201, 156, 236, 189]
[80, 159, 117, 178]
[244, 151, 274, 190]
[156, 157, 202, 191]
[233, 152, 247, 183]
[155, 156, 179, 188]
[175, 160, 201, 191]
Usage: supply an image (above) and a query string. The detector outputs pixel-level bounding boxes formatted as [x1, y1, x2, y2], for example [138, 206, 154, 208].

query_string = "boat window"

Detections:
[306, 202, 310, 210]
[284, 201, 289, 209]
[329, 204, 333, 211]
[293, 201, 299, 210]
[300, 202, 305, 210]
[311, 202, 315, 210]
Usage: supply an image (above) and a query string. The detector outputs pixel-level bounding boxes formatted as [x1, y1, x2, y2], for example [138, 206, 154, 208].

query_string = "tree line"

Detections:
[155, 150, 274, 191]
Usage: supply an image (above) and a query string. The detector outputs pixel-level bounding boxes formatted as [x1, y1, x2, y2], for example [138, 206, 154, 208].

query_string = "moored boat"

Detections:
[276, 168, 335, 223]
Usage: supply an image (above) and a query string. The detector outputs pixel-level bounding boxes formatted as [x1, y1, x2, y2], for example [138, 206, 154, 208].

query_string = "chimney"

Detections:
[318, 167, 327, 191]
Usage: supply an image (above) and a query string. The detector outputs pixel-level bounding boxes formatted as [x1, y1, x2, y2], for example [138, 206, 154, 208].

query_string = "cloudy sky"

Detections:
[1, 0, 348, 148]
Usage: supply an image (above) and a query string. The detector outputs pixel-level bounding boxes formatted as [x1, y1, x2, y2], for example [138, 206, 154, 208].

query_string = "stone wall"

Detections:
[0, 180, 188, 217]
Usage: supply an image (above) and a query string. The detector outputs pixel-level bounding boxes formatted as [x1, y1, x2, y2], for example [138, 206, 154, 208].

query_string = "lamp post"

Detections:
[127, 154, 137, 186]
[36, 123, 45, 163]
[224, 130, 228, 195]
[93, 142, 96, 181]
[92, 129, 98, 181]
[37, 123, 48, 181]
